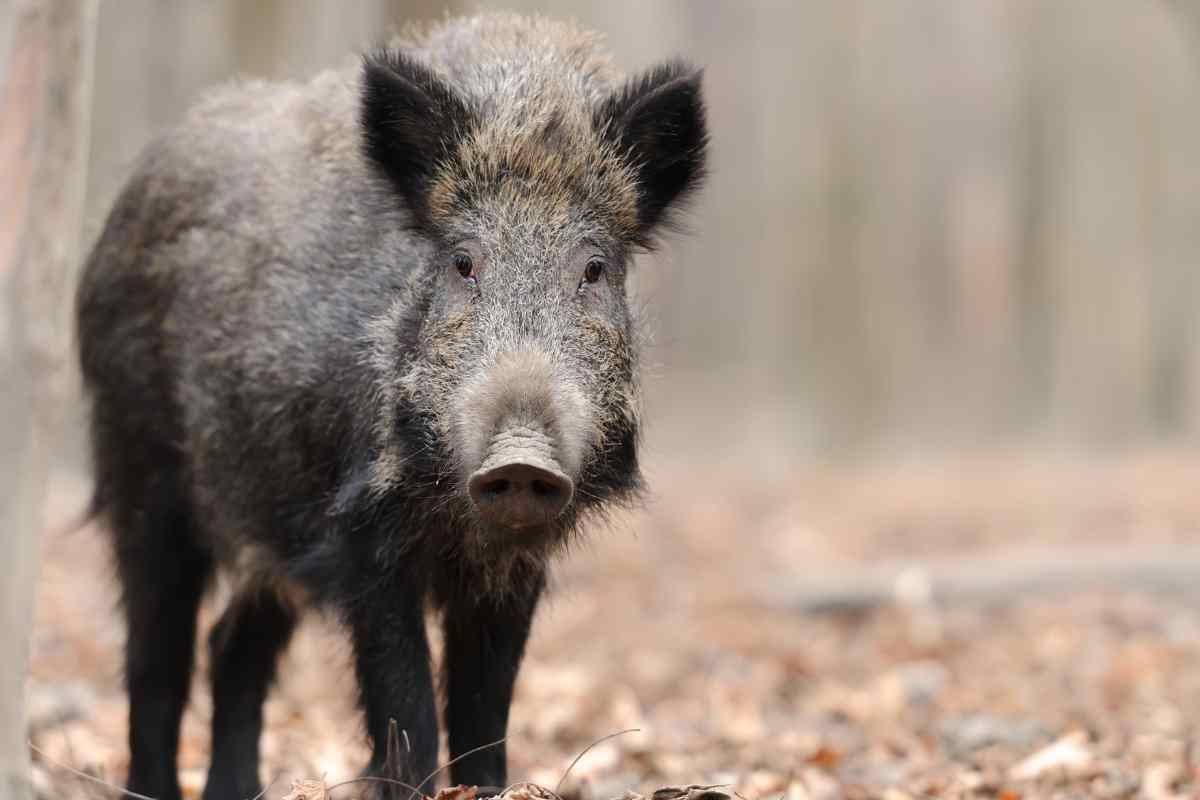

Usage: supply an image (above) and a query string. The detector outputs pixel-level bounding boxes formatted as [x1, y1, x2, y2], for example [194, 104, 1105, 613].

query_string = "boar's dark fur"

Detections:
[76, 13, 706, 800]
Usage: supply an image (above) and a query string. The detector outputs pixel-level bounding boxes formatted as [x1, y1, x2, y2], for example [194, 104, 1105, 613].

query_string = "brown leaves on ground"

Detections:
[26, 456, 1200, 799]
[278, 780, 734, 800]
[434, 784, 480, 800]
[282, 778, 330, 800]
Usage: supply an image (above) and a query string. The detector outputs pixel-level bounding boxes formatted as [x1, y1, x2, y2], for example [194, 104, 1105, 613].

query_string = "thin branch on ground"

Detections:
[555, 728, 641, 794]
[29, 742, 157, 800]
[327, 775, 432, 799]
[412, 736, 508, 799]
[248, 774, 280, 800]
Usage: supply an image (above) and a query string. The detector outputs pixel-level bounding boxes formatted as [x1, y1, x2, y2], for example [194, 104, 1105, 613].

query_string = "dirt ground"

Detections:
[27, 452, 1200, 800]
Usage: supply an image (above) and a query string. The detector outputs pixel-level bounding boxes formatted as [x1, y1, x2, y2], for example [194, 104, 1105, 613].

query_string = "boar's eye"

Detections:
[582, 258, 605, 285]
[452, 251, 476, 282]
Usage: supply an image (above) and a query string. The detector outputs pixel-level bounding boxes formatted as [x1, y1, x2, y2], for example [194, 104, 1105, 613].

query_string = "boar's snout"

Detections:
[455, 350, 590, 531]
[468, 438, 574, 529]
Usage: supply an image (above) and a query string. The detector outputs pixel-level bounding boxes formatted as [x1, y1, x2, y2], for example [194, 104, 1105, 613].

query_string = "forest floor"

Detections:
[27, 452, 1200, 800]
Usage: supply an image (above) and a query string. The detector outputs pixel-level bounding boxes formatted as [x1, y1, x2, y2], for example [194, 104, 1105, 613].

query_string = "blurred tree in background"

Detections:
[1, 1, 95, 797]
[79, 0, 1200, 463]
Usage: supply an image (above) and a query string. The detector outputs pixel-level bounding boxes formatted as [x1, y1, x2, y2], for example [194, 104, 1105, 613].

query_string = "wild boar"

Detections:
[76, 13, 706, 800]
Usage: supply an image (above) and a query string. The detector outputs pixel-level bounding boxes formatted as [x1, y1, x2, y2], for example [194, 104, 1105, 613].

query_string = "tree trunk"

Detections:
[0, 1, 96, 798]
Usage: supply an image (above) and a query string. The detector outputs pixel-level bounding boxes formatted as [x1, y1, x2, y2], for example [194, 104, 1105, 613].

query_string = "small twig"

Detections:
[247, 774, 280, 800]
[772, 543, 1200, 614]
[554, 729, 641, 794]
[62, 721, 81, 772]
[327, 774, 431, 799]
[29, 742, 157, 800]
[384, 721, 405, 794]
[412, 736, 508, 799]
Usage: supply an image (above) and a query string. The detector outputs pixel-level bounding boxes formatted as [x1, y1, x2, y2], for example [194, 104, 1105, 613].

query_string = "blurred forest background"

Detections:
[80, 0, 1200, 462]
[19, 2, 1200, 798]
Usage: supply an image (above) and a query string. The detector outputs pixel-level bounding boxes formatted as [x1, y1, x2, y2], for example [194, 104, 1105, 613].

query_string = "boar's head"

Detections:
[355, 27, 706, 570]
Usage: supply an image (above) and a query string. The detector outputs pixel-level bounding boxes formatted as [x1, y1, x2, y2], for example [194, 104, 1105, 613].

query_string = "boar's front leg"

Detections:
[203, 591, 298, 800]
[348, 575, 439, 797]
[437, 566, 545, 788]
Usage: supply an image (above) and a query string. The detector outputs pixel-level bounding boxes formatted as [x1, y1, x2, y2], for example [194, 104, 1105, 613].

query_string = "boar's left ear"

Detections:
[360, 49, 474, 229]
[598, 61, 708, 241]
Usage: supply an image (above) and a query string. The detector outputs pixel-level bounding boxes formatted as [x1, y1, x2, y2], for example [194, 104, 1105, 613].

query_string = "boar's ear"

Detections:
[360, 50, 473, 228]
[598, 61, 708, 240]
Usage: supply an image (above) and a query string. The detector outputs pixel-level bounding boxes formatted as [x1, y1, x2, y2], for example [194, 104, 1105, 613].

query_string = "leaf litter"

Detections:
[27, 455, 1200, 799]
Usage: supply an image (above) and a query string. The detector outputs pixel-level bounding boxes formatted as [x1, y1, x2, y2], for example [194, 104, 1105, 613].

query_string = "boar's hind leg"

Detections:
[348, 578, 438, 797]
[202, 589, 298, 800]
[437, 566, 546, 788]
[112, 473, 212, 800]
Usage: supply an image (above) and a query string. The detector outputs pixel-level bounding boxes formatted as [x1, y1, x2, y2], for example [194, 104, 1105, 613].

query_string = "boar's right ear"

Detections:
[598, 60, 708, 243]
[360, 50, 473, 229]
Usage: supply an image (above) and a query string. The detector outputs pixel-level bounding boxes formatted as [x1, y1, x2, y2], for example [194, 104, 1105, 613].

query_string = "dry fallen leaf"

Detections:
[436, 785, 480, 800]
[806, 746, 842, 770]
[651, 785, 731, 800]
[282, 778, 329, 800]
[785, 780, 813, 800]
[1009, 732, 1095, 781]
[798, 768, 842, 800]
[1142, 762, 1186, 800]
[497, 782, 562, 800]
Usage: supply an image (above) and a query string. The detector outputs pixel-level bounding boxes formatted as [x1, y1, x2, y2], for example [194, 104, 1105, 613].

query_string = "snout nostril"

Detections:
[481, 478, 511, 497]
[468, 459, 575, 529]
